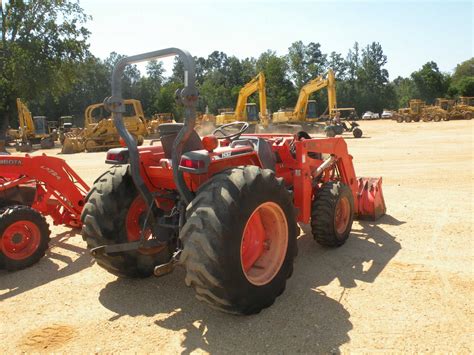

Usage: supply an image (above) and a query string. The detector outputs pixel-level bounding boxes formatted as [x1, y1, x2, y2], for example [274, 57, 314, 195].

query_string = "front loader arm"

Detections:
[0, 155, 89, 222]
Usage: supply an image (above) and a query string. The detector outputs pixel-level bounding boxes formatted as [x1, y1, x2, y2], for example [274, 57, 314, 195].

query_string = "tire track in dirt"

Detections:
[18, 324, 76, 351]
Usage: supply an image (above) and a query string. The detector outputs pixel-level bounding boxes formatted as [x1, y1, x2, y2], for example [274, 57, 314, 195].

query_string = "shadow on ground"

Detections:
[98, 214, 402, 354]
[0, 229, 93, 300]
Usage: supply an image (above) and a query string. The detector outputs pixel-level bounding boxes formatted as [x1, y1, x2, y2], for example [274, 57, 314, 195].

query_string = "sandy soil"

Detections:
[1, 120, 473, 353]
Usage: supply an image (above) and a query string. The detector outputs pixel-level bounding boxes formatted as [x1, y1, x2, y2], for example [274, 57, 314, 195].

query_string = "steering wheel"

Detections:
[212, 121, 250, 140]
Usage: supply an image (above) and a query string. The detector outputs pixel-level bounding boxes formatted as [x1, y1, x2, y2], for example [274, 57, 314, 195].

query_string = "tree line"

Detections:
[1, 1, 473, 132]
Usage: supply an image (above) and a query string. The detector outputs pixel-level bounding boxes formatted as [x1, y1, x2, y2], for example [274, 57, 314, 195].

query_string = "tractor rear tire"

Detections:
[396, 115, 404, 123]
[0, 205, 50, 271]
[465, 112, 472, 120]
[311, 182, 354, 247]
[81, 165, 172, 278]
[352, 128, 363, 138]
[433, 114, 441, 122]
[180, 166, 298, 315]
[405, 116, 412, 123]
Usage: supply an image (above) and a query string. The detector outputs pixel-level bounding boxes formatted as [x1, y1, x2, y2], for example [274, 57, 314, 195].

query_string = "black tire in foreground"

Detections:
[311, 182, 354, 247]
[81, 165, 172, 278]
[180, 166, 298, 315]
[0, 205, 50, 271]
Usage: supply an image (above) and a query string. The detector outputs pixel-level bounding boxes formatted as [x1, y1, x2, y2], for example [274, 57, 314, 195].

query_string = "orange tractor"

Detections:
[0, 48, 385, 316]
[81, 48, 386, 315]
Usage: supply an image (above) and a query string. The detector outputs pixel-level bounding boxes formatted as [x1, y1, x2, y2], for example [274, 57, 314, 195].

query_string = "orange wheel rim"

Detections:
[126, 196, 164, 255]
[335, 196, 350, 234]
[1, 221, 41, 260]
[240, 202, 288, 286]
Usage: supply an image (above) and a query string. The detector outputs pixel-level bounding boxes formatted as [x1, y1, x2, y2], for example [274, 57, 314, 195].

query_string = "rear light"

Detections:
[106, 148, 129, 164]
[179, 157, 205, 169]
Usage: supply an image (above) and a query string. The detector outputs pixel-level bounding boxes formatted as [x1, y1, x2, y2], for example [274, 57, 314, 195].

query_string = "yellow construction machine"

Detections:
[195, 106, 217, 135]
[450, 96, 474, 120]
[394, 99, 426, 123]
[215, 72, 269, 129]
[61, 99, 148, 154]
[422, 98, 454, 122]
[148, 113, 175, 136]
[15, 98, 56, 152]
[272, 69, 336, 132]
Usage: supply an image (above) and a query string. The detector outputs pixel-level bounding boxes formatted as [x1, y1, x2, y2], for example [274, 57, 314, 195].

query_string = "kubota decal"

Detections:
[0, 159, 22, 165]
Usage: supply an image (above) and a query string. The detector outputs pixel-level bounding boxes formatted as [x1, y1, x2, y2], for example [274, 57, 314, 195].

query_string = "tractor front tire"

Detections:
[0, 205, 50, 271]
[311, 182, 354, 247]
[180, 166, 298, 315]
[81, 165, 172, 278]
[352, 127, 363, 138]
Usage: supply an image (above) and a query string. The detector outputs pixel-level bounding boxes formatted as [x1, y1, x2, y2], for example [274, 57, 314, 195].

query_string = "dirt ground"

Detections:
[1, 120, 473, 353]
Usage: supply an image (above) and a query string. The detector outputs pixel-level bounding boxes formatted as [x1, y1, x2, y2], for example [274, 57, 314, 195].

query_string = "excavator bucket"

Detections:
[61, 133, 85, 154]
[356, 177, 386, 220]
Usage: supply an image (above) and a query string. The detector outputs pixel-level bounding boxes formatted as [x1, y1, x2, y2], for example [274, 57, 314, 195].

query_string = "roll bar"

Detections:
[104, 48, 198, 207]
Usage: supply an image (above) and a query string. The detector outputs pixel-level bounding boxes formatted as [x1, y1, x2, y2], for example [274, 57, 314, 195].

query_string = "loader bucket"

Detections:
[61, 135, 85, 154]
[356, 177, 386, 220]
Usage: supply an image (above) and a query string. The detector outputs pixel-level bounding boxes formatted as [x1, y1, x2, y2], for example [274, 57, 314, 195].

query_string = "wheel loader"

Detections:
[61, 99, 148, 153]
[14, 99, 56, 152]
[81, 48, 386, 315]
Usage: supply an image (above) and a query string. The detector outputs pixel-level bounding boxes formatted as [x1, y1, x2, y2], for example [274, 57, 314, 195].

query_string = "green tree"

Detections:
[0, 0, 90, 134]
[257, 50, 296, 113]
[391, 76, 419, 108]
[448, 57, 474, 96]
[287, 41, 327, 89]
[411, 61, 450, 103]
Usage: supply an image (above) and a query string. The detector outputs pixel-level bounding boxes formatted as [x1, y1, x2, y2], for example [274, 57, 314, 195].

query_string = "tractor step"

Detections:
[154, 249, 181, 277]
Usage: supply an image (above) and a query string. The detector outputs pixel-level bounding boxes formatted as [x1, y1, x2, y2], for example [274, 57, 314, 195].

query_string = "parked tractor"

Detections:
[0, 155, 89, 270]
[78, 48, 385, 315]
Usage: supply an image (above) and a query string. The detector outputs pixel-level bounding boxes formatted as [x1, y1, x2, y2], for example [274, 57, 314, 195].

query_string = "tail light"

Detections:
[106, 148, 129, 164]
[179, 157, 205, 169]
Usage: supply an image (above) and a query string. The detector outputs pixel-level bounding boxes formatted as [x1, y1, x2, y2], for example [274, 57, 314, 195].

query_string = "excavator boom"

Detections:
[216, 72, 268, 125]
[273, 69, 336, 124]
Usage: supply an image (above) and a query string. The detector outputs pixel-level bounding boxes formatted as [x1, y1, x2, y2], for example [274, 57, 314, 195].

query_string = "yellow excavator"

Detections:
[215, 72, 269, 129]
[272, 69, 336, 132]
[61, 99, 148, 153]
[15, 98, 56, 152]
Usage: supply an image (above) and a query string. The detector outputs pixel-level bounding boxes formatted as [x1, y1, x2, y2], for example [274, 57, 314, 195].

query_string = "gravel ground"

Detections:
[0, 119, 472, 353]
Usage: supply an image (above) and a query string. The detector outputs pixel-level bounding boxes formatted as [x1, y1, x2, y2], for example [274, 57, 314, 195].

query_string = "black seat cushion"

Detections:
[159, 123, 203, 159]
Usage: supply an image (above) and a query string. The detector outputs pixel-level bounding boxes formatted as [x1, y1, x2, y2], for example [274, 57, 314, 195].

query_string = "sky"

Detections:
[80, 0, 473, 79]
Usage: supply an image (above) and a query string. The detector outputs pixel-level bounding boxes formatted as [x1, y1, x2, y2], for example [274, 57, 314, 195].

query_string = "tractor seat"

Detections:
[230, 137, 276, 171]
[159, 123, 204, 159]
